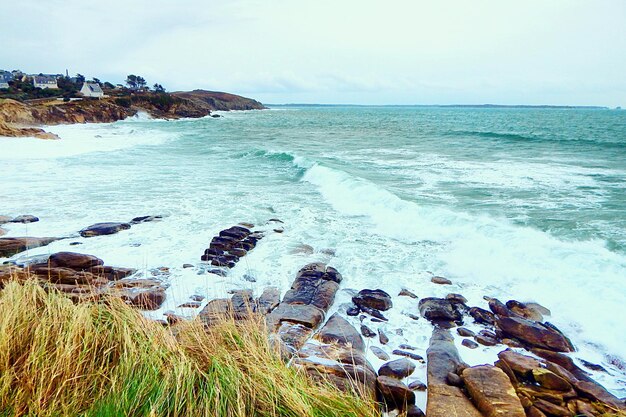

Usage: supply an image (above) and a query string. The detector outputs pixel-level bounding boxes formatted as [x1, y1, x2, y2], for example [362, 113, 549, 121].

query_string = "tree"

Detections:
[153, 83, 165, 92]
[126, 74, 138, 89]
[103, 82, 115, 89]
[92, 77, 101, 84]
[136, 76, 147, 90]
[75, 73, 85, 83]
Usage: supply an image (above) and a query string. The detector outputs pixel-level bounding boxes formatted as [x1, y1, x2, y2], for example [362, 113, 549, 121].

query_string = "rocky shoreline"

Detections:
[0, 90, 265, 139]
[1, 214, 625, 416]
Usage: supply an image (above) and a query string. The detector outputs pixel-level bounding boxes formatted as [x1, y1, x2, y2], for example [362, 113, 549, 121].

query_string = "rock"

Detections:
[178, 301, 201, 308]
[182, 263, 194, 268]
[242, 274, 256, 282]
[271, 322, 312, 353]
[506, 300, 544, 322]
[446, 372, 463, 386]
[405, 313, 420, 321]
[0, 237, 59, 257]
[129, 215, 162, 224]
[497, 349, 542, 377]
[406, 404, 426, 417]
[256, 287, 280, 314]
[533, 398, 572, 416]
[315, 313, 365, 352]
[0, 228, 6, 236]
[468, 307, 496, 325]
[495, 316, 574, 352]
[579, 359, 607, 373]
[462, 339, 479, 349]
[190, 294, 205, 302]
[267, 303, 326, 330]
[359, 305, 388, 321]
[446, 293, 468, 304]
[418, 297, 462, 323]
[488, 298, 513, 317]
[48, 252, 104, 270]
[79, 222, 131, 237]
[371, 346, 390, 361]
[461, 365, 526, 417]
[10, 214, 39, 223]
[377, 375, 415, 410]
[532, 368, 572, 391]
[378, 328, 389, 344]
[360, 324, 376, 338]
[282, 277, 339, 311]
[379, 358, 416, 379]
[392, 350, 424, 362]
[475, 330, 499, 346]
[0, 215, 12, 224]
[399, 288, 418, 298]
[346, 305, 360, 316]
[426, 328, 483, 417]
[352, 289, 393, 311]
[431, 276, 452, 285]
[120, 285, 166, 310]
[399, 344, 417, 351]
[408, 380, 427, 391]
[457, 327, 475, 337]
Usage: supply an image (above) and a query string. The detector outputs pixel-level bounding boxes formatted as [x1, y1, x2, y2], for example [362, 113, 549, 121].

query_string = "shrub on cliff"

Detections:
[0, 279, 377, 417]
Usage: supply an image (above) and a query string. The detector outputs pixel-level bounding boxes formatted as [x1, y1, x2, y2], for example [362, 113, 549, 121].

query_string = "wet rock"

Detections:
[360, 324, 376, 338]
[408, 380, 427, 391]
[271, 322, 312, 353]
[242, 274, 256, 282]
[346, 305, 360, 316]
[405, 313, 420, 321]
[0, 237, 59, 257]
[488, 298, 513, 317]
[378, 328, 389, 344]
[502, 338, 525, 348]
[178, 301, 201, 308]
[418, 297, 462, 323]
[506, 300, 544, 322]
[457, 327, 475, 337]
[282, 276, 339, 311]
[379, 358, 416, 379]
[399, 344, 417, 351]
[182, 263, 194, 268]
[497, 349, 543, 377]
[371, 346, 390, 361]
[315, 313, 365, 352]
[130, 215, 162, 224]
[406, 404, 425, 417]
[579, 359, 607, 373]
[426, 328, 483, 417]
[190, 294, 205, 302]
[468, 307, 496, 325]
[79, 222, 131, 237]
[532, 368, 572, 391]
[377, 375, 415, 410]
[256, 287, 280, 314]
[475, 329, 499, 346]
[533, 398, 572, 416]
[10, 214, 39, 223]
[462, 339, 479, 349]
[116, 281, 166, 310]
[393, 350, 424, 362]
[462, 365, 526, 417]
[352, 289, 393, 311]
[48, 252, 103, 270]
[446, 293, 468, 304]
[496, 316, 574, 352]
[399, 288, 418, 298]
[446, 372, 463, 386]
[431, 276, 452, 285]
[0, 215, 12, 224]
[359, 305, 388, 321]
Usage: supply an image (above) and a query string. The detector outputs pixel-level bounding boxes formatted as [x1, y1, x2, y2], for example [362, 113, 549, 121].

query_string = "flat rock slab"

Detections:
[495, 315, 574, 352]
[379, 358, 416, 379]
[10, 215, 39, 223]
[462, 365, 526, 417]
[49, 251, 104, 270]
[0, 237, 59, 257]
[315, 313, 365, 352]
[79, 222, 131, 237]
[352, 289, 393, 311]
[426, 328, 483, 417]
[419, 297, 463, 323]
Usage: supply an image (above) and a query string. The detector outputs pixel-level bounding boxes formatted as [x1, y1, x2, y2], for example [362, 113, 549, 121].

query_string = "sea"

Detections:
[1, 105, 625, 401]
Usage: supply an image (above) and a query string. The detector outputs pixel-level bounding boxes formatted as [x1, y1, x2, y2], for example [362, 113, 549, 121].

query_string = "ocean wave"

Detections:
[301, 162, 626, 363]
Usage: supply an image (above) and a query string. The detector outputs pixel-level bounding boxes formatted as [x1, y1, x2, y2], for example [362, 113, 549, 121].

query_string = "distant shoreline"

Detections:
[267, 103, 612, 109]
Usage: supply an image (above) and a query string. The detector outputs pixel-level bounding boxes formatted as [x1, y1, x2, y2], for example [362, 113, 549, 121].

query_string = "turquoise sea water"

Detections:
[1, 106, 625, 395]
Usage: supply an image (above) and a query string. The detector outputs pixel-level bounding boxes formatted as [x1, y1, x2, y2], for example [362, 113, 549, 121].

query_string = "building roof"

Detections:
[33, 76, 57, 83]
[83, 82, 103, 93]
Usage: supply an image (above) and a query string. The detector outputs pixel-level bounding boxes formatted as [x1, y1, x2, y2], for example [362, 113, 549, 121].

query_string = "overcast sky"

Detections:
[2, 0, 625, 106]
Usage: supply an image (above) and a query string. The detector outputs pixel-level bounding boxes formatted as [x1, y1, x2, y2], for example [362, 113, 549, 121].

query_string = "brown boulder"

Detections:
[0, 237, 59, 257]
[352, 289, 393, 311]
[266, 303, 325, 330]
[48, 252, 104, 270]
[495, 315, 574, 352]
[462, 365, 526, 417]
[378, 358, 416, 379]
[79, 222, 131, 237]
[315, 313, 365, 352]
[419, 297, 462, 323]
[377, 375, 415, 410]
[10, 214, 39, 223]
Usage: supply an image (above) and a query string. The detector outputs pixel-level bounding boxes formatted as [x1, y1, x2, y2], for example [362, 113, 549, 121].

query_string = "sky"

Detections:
[1, 0, 625, 106]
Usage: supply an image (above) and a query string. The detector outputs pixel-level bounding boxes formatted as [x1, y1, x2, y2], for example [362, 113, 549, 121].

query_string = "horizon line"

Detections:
[263, 103, 616, 109]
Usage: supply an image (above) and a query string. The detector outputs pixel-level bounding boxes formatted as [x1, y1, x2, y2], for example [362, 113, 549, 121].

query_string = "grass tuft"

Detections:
[0, 279, 378, 417]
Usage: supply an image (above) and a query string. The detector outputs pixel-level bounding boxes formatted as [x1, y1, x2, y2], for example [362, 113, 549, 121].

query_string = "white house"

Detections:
[80, 82, 104, 98]
[32, 75, 58, 89]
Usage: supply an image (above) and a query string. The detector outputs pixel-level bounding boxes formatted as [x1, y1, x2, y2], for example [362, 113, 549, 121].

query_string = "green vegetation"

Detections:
[0, 280, 378, 417]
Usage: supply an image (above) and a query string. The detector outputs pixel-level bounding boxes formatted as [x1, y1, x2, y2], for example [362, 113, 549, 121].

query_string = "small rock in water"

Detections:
[462, 339, 479, 349]
[353, 289, 393, 311]
[378, 328, 389, 344]
[431, 276, 452, 285]
[190, 294, 205, 302]
[79, 222, 131, 237]
[475, 330, 499, 346]
[446, 293, 468, 304]
[360, 305, 388, 321]
[361, 324, 376, 338]
[579, 359, 608, 373]
[319, 248, 336, 256]
[398, 344, 417, 351]
[408, 380, 427, 391]
[178, 301, 202, 308]
[457, 327, 475, 337]
[399, 288, 418, 298]
[0, 215, 12, 224]
[395, 328, 404, 336]
[346, 304, 360, 316]
[468, 306, 496, 325]
[371, 346, 390, 360]
[10, 214, 39, 223]
[69, 241, 82, 246]
[130, 215, 162, 224]
[405, 312, 420, 321]
[393, 350, 424, 362]
[182, 263, 194, 268]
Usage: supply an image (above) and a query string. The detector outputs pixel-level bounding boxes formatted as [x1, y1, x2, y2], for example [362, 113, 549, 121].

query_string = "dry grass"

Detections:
[0, 279, 379, 417]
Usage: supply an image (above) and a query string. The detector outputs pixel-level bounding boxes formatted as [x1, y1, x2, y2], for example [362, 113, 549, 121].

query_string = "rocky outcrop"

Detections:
[0, 237, 59, 257]
[495, 315, 574, 352]
[172, 90, 265, 111]
[79, 222, 131, 237]
[201, 225, 263, 269]
[462, 365, 526, 417]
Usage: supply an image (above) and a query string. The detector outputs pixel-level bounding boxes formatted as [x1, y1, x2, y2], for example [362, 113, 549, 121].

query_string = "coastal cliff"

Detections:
[0, 90, 265, 139]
